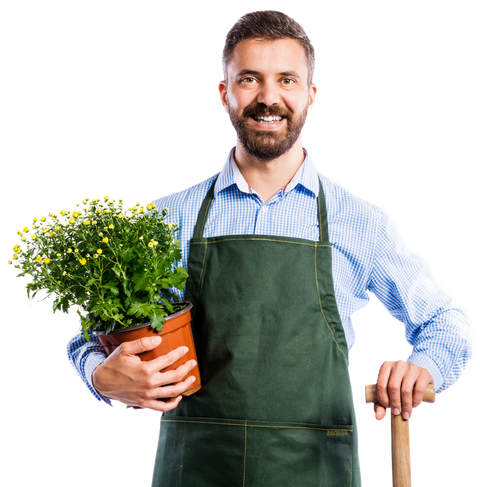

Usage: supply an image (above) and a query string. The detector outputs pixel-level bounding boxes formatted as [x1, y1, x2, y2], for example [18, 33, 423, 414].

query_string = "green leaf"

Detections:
[102, 283, 119, 295]
[113, 265, 122, 277]
[160, 299, 174, 313]
[128, 301, 152, 318]
[151, 311, 166, 332]
[133, 269, 152, 292]
[122, 280, 131, 297]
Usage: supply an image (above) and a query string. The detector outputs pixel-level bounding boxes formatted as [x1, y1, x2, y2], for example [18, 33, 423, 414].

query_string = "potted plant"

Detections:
[8, 196, 201, 395]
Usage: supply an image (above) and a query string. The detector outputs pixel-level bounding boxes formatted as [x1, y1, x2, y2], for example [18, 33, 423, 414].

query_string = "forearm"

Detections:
[368, 209, 472, 393]
[67, 330, 112, 405]
[405, 306, 471, 393]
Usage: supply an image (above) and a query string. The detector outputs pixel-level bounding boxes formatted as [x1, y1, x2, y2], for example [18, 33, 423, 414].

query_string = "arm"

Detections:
[367, 210, 471, 419]
[67, 330, 111, 404]
[68, 332, 197, 411]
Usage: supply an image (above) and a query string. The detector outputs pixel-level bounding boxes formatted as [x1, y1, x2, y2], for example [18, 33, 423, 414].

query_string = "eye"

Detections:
[281, 78, 296, 86]
[241, 77, 257, 84]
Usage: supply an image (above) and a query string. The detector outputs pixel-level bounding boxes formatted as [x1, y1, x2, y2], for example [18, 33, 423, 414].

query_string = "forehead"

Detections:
[226, 38, 308, 81]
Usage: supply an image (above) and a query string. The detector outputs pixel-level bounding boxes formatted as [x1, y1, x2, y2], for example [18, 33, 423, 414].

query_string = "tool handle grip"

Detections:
[365, 383, 435, 404]
[391, 412, 411, 487]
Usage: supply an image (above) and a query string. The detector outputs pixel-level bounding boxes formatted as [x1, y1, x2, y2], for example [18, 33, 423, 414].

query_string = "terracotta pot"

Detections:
[95, 302, 201, 396]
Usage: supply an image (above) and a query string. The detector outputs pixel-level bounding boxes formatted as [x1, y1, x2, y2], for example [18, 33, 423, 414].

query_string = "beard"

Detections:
[228, 101, 308, 161]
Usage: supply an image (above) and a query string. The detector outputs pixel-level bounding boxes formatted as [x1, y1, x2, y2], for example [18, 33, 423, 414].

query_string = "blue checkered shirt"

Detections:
[67, 150, 471, 404]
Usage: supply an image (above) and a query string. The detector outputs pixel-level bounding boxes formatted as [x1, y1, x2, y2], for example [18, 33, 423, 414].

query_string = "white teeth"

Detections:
[254, 115, 283, 124]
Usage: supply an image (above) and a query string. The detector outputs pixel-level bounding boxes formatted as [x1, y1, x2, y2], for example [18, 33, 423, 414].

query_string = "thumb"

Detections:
[374, 402, 387, 420]
[121, 336, 162, 355]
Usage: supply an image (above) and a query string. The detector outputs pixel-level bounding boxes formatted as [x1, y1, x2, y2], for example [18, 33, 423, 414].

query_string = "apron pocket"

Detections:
[245, 419, 354, 487]
[154, 416, 247, 487]
[154, 416, 354, 487]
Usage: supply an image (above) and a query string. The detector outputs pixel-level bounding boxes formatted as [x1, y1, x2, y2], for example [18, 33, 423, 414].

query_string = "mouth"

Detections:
[250, 115, 285, 130]
[252, 115, 283, 124]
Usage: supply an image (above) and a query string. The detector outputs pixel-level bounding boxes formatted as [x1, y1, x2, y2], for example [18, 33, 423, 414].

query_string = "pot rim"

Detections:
[94, 301, 192, 335]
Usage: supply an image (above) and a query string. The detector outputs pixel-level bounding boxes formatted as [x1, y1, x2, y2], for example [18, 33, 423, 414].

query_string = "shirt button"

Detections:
[261, 206, 268, 212]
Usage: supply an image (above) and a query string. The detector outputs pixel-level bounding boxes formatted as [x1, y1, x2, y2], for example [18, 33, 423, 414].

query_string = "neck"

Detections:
[234, 138, 305, 202]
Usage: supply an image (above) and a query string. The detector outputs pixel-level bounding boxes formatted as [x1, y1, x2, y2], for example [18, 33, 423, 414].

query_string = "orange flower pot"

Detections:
[95, 302, 201, 396]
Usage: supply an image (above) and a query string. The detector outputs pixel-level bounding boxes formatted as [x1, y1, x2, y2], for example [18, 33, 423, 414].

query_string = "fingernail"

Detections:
[192, 360, 197, 367]
[413, 403, 419, 408]
[393, 408, 400, 415]
[183, 347, 189, 354]
[189, 376, 196, 383]
[403, 411, 410, 420]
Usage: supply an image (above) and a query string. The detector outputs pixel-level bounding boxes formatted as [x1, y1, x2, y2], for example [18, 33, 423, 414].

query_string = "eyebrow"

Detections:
[235, 69, 302, 79]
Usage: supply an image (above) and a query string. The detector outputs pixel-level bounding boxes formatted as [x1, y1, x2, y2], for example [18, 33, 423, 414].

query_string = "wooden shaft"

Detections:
[365, 383, 435, 404]
[365, 383, 435, 486]
[391, 412, 411, 487]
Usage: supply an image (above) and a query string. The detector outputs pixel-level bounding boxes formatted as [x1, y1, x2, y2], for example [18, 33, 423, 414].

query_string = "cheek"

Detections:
[229, 89, 258, 112]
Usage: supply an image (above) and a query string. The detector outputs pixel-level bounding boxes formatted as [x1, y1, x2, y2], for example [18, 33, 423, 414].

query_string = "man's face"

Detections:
[219, 38, 316, 161]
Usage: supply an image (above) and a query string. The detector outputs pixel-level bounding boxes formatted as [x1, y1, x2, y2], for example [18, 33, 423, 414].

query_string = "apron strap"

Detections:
[192, 176, 329, 242]
[193, 177, 218, 239]
[317, 177, 329, 242]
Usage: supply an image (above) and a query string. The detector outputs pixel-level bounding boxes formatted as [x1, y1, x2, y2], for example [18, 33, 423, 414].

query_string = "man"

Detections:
[68, 10, 471, 486]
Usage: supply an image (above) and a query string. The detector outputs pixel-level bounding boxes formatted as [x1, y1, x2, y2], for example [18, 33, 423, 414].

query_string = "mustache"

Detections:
[242, 103, 292, 120]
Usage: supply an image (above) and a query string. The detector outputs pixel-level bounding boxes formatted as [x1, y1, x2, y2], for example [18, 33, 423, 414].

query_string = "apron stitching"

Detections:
[191, 238, 329, 247]
[318, 198, 323, 242]
[192, 241, 208, 321]
[161, 419, 352, 433]
[350, 426, 353, 487]
[198, 191, 212, 237]
[314, 243, 348, 362]
[243, 420, 248, 487]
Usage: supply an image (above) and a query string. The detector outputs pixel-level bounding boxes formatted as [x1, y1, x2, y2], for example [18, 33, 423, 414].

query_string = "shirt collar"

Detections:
[214, 148, 319, 197]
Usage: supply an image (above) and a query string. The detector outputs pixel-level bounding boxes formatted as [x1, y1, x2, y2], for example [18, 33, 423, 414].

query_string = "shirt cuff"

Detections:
[406, 353, 444, 392]
[85, 352, 113, 406]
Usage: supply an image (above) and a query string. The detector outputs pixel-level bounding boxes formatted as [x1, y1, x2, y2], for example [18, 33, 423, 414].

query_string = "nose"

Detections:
[256, 80, 279, 107]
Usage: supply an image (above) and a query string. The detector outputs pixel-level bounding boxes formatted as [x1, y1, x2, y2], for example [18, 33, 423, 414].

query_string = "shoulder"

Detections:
[151, 173, 219, 224]
[318, 172, 385, 232]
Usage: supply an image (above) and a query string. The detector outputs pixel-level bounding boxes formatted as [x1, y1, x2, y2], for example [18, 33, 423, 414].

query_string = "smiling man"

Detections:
[224, 37, 313, 165]
[68, 10, 471, 487]
[220, 36, 316, 203]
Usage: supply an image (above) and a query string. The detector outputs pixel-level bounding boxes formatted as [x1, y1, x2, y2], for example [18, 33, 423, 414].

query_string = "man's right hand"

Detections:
[92, 336, 197, 412]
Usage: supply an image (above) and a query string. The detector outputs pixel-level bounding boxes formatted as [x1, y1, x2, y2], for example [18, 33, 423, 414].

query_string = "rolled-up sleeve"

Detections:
[67, 330, 112, 405]
[367, 209, 472, 393]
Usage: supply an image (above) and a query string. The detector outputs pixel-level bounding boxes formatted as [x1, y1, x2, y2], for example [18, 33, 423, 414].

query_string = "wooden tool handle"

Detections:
[365, 383, 435, 404]
[391, 412, 411, 487]
[365, 383, 435, 487]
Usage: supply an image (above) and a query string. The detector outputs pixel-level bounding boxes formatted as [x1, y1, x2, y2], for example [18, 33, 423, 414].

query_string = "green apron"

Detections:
[153, 179, 361, 486]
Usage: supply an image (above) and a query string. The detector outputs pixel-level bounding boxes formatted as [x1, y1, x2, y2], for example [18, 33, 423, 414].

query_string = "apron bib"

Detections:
[153, 179, 361, 486]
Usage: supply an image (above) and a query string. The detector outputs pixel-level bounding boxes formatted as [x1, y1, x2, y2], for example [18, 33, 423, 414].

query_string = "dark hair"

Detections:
[223, 10, 315, 85]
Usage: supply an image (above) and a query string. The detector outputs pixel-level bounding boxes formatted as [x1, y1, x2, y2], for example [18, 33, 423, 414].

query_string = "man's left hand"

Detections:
[374, 360, 434, 420]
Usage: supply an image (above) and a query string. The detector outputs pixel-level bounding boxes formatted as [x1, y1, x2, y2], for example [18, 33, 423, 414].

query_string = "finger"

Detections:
[145, 346, 190, 373]
[120, 336, 162, 355]
[374, 402, 387, 421]
[376, 362, 394, 409]
[412, 369, 434, 409]
[141, 395, 183, 412]
[399, 367, 418, 420]
[387, 360, 409, 416]
[154, 359, 198, 387]
[151, 375, 198, 400]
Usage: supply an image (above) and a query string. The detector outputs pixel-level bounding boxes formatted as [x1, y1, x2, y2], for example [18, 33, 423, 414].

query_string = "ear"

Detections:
[219, 81, 229, 113]
[308, 83, 317, 110]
